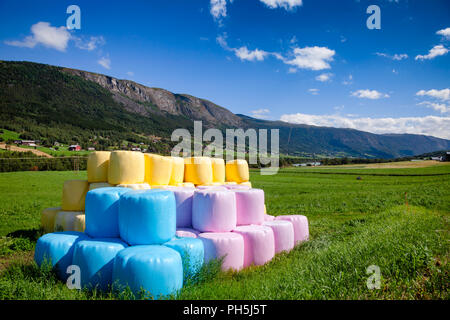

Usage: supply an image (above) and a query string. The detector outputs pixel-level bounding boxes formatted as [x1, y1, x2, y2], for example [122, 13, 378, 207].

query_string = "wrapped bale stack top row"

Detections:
[36, 185, 309, 297]
[88, 151, 250, 186]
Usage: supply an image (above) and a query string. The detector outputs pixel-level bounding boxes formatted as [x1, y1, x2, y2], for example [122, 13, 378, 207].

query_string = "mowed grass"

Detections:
[0, 164, 449, 299]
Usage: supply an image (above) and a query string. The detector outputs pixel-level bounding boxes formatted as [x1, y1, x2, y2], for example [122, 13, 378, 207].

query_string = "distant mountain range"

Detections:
[1, 60, 448, 158]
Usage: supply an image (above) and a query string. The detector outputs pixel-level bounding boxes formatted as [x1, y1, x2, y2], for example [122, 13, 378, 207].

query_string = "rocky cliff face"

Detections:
[62, 68, 243, 127]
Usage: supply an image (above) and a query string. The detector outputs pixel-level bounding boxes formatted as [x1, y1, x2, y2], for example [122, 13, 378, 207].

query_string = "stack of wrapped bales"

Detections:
[36, 151, 308, 298]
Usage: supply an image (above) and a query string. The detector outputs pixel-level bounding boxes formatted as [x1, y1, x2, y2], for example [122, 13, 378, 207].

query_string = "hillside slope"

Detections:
[0, 60, 448, 158]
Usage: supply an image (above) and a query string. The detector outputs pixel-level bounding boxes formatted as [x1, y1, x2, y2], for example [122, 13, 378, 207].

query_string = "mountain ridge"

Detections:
[1, 60, 448, 158]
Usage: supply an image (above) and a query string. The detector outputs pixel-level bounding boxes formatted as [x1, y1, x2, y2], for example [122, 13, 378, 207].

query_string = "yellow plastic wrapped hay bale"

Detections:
[144, 154, 173, 186]
[89, 182, 113, 191]
[74, 214, 85, 232]
[184, 157, 213, 185]
[61, 180, 89, 211]
[226, 159, 249, 183]
[224, 181, 237, 185]
[211, 158, 226, 183]
[87, 151, 111, 182]
[240, 181, 252, 188]
[117, 183, 151, 190]
[41, 207, 61, 233]
[108, 151, 145, 185]
[54, 211, 84, 232]
[169, 156, 185, 185]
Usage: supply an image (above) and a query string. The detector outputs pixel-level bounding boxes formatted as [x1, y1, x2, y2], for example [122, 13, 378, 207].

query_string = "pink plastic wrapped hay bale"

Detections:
[192, 189, 236, 232]
[262, 220, 294, 253]
[232, 225, 275, 267]
[234, 189, 265, 226]
[275, 215, 309, 244]
[198, 232, 244, 271]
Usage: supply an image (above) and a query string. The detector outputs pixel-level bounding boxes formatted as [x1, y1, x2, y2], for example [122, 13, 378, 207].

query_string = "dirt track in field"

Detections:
[0, 144, 53, 158]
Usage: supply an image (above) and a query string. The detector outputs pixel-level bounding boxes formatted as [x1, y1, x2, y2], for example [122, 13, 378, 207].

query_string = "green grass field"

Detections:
[0, 164, 448, 299]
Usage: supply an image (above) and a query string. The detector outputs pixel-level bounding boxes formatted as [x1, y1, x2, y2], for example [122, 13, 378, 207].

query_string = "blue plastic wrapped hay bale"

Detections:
[85, 187, 131, 238]
[72, 238, 128, 291]
[118, 190, 176, 245]
[112, 245, 183, 299]
[163, 237, 204, 283]
[34, 231, 90, 281]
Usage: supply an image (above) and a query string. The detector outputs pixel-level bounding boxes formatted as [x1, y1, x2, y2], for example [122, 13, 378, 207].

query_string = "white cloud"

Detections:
[279, 113, 450, 139]
[210, 0, 228, 19]
[5, 22, 70, 52]
[288, 67, 297, 73]
[74, 36, 105, 51]
[415, 45, 448, 60]
[416, 88, 450, 101]
[308, 88, 319, 95]
[436, 27, 450, 39]
[284, 46, 335, 71]
[375, 52, 408, 60]
[235, 46, 269, 61]
[351, 89, 389, 99]
[250, 108, 271, 119]
[315, 73, 333, 82]
[126, 71, 134, 77]
[418, 101, 450, 114]
[217, 33, 269, 62]
[98, 57, 111, 70]
[259, 0, 303, 10]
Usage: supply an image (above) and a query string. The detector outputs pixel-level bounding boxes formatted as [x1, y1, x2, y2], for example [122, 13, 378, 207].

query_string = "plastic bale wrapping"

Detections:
[85, 187, 131, 238]
[112, 245, 183, 298]
[264, 214, 275, 222]
[225, 159, 249, 183]
[224, 184, 250, 190]
[72, 238, 128, 291]
[184, 157, 213, 186]
[89, 182, 113, 191]
[235, 189, 265, 226]
[87, 151, 111, 183]
[192, 189, 237, 232]
[108, 151, 145, 185]
[74, 214, 86, 232]
[196, 185, 227, 191]
[34, 231, 90, 281]
[54, 211, 85, 232]
[176, 228, 200, 238]
[179, 182, 195, 188]
[262, 220, 294, 253]
[116, 183, 151, 190]
[163, 237, 204, 283]
[41, 207, 61, 234]
[233, 225, 275, 267]
[171, 187, 195, 228]
[275, 215, 309, 244]
[198, 232, 245, 271]
[144, 154, 173, 186]
[210, 158, 225, 183]
[119, 190, 176, 245]
[61, 180, 89, 211]
[239, 181, 252, 188]
[169, 156, 185, 186]
[223, 182, 237, 185]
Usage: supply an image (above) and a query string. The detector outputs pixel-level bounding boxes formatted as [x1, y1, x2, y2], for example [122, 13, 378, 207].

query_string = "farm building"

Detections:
[68, 145, 81, 151]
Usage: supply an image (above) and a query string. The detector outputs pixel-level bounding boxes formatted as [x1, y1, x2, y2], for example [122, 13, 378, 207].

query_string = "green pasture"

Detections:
[0, 165, 448, 299]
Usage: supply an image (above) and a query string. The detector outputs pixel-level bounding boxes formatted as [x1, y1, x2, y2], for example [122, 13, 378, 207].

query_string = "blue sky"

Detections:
[0, 0, 449, 139]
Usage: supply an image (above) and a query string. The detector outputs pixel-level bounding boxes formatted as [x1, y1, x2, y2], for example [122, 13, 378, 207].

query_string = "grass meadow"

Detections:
[0, 163, 448, 299]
